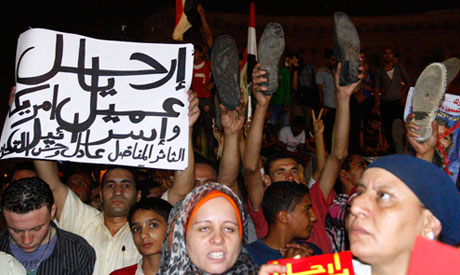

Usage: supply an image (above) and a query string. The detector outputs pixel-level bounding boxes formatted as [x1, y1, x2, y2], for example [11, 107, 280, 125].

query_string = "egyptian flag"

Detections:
[172, 0, 193, 40]
[240, 2, 257, 119]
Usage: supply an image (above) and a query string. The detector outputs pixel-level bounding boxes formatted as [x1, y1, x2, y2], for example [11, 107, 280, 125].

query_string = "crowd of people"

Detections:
[1, 6, 460, 275]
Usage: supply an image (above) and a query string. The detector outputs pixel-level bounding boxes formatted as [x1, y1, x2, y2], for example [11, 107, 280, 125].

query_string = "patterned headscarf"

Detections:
[159, 183, 258, 274]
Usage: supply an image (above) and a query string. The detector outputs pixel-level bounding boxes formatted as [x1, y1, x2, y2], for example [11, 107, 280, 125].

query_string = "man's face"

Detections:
[287, 194, 316, 239]
[269, 158, 300, 183]
[383, 48, 394, 63]
[194, 163, 217, 187]
[67, 173, 92, 203]
[101, 168, 140, 218]
[3, 205, 55, 253]
[327, 56, 337, 69]
[194, 48, 203, 63]
[346, 155, 368, 186]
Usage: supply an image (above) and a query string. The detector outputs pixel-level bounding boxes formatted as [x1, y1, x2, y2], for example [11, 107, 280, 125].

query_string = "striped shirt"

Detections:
[0, 221, 96, 274]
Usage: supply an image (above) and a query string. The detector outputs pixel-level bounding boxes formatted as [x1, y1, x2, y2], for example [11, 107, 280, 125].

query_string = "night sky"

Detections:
[2, 0, 459, 91]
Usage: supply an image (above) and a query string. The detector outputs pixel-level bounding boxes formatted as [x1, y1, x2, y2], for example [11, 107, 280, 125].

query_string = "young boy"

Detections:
[245, 181, 322, 266]
[110, 198, 172, 275]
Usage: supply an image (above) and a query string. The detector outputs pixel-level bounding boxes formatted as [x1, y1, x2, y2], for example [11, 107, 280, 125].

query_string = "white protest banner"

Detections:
[405, 88, 460, 183]
[0, 28, 193, 170]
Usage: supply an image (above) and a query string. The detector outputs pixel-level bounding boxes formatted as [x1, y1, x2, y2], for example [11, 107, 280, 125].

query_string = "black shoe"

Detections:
[211, 34, 241, 110]
[258, 23, 285, 95]
[334, 11, 361, 86]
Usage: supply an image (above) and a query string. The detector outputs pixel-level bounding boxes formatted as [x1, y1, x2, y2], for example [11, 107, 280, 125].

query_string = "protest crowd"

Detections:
[2, 2, 460, 275]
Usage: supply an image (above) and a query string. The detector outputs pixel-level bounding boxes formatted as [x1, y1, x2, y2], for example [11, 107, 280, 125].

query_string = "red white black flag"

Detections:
[172, 0, 193, 41]
[240, 2, 257, 119]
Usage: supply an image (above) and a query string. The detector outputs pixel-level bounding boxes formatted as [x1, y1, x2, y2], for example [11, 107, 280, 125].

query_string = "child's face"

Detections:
[369, 120, 381, 130]
[130, 209, 168, 256]
[286, 194, 317, 239]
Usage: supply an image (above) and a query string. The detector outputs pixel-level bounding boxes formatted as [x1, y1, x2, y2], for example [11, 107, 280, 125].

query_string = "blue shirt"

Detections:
[245, 239, 323, 267]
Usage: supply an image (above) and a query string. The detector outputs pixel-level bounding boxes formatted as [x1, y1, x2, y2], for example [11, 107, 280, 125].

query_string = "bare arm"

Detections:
[318, 63, 363, 200]
[167, 90, 200, 205]
[218, 96, 245, 196]
[197, 4, 213, 49]
[34, 160, 68, 220]
[317, 84, 325, 108]
[312, 108, 326, 181]
[243, 64, 272, 211]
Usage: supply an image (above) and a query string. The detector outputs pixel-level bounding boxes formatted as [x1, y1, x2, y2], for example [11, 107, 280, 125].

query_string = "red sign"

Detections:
[408, 236, 460, 274]
[268, 251, 354, 275]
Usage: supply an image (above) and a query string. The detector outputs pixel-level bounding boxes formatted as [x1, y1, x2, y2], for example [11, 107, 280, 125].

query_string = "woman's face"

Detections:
[130, 209, 167, 257]
[186, 196, 242, 274]
[347, 168, 429, 266]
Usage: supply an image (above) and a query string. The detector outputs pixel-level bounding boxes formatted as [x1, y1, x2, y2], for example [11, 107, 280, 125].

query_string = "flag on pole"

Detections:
[172, 0, 193, 41]
[240, 2, 257, 120]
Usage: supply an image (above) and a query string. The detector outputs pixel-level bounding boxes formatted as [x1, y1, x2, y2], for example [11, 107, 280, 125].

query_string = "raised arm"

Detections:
[243, 64, 272, 210]
[34, 160, 68, 220]
[318, 62, 363, 200]
[166, 90, 200, 205]
[197, 3, 213, 50]
[217, 95, 246, 196]
[312, 108, 326, 181]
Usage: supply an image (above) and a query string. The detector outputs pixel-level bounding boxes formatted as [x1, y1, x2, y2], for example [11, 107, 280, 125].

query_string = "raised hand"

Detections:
[187, 89, 200, 128]
[258, 264, 287, 275]
[251, 63, 272, 107]
[312, 108, 324, 136]
[281, 242, 315, 259]
[221, 93, 246, 135]
[334, 62, 364, 98]
[406, 113, 438, 161]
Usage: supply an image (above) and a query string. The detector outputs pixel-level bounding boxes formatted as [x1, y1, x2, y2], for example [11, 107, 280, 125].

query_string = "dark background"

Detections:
[3, 0, 459, 104]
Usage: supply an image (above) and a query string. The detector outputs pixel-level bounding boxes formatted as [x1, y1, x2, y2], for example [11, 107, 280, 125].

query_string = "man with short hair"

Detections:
[315, 49, 338, 151]
[0, 177, 95, 274]
[1, 161, 38, 232]
[375, 47, 411, 152]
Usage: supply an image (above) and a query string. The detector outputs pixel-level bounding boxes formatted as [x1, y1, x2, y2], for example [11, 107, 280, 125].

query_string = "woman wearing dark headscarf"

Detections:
[347, 154, 460, 275]
[159, 183, 258, 274]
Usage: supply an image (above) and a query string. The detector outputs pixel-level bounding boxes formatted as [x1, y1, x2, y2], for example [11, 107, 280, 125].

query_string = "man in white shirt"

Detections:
[278, 116, 306, 153]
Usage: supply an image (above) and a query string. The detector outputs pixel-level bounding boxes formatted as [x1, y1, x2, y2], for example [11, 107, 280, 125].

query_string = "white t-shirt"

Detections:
[386, 67, 395, 79]
[0, 252, 26, 274]
[352, 259, 372, 275]
[278, 126, 305, 152]
[59, 188, 141, 275]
